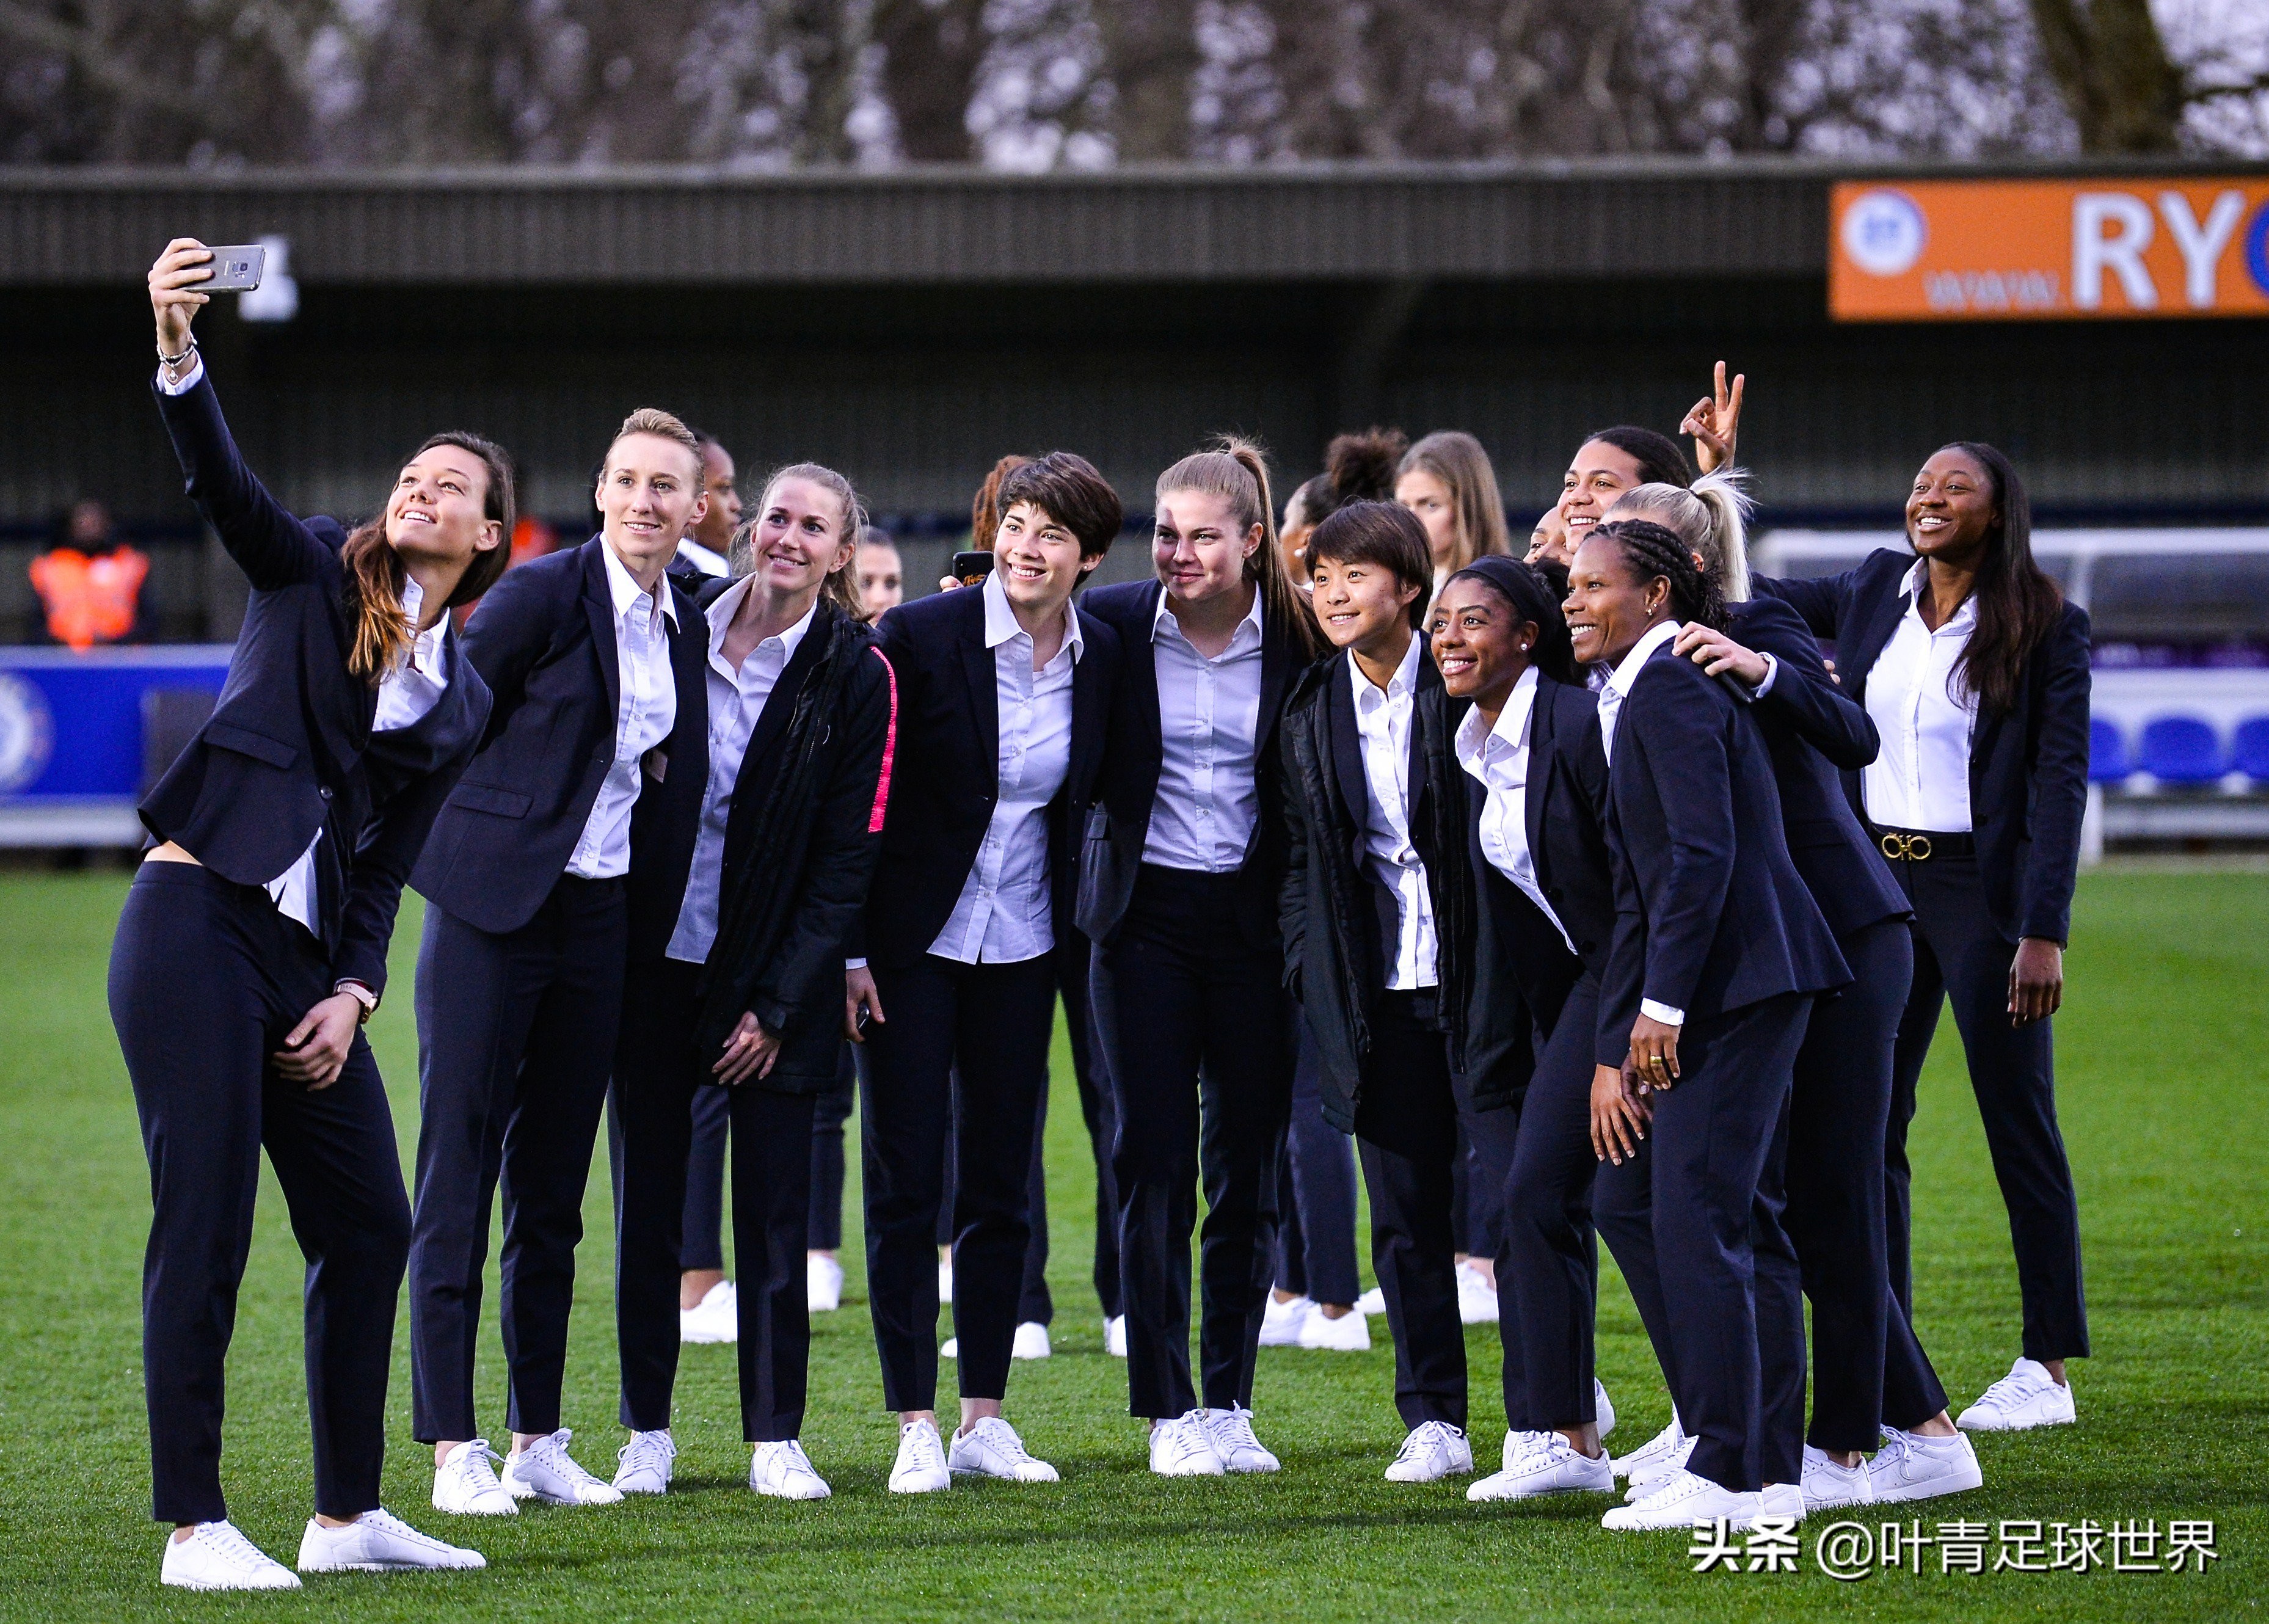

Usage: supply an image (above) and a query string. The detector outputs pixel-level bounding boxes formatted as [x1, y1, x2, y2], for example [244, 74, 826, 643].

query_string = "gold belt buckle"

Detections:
[1878, 832, 1932, 861]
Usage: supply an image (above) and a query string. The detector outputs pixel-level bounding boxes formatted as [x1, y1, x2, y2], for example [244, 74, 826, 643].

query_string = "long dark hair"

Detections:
[1582, 426, 1692, 490]
[1930, 442, 2061, 715]
[341, 431, 516, 684]
[1448, 555, 1578, 685]
[1591, 517, 1726, 633]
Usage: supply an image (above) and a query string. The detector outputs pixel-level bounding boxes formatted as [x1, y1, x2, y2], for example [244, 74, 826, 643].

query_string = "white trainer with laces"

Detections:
[1384, 1419, 1474, 1483]
[1757, 1482, 1805, 1522]
[680, 1279, 738, 1344]
[808, 1254, 844, 1313]
[297, 1508, 486, 1572]
[432, 1439, 518, 1515]
[1611, 1414, 1687, 1484]
[503, 1429, 624, 1506]
[1149, 1410, 1226, 1476]
[1203, 1405, 1281, 1473]
[949, 1416, 1061, 1482]
[161, 1521, 302, 1591]
[1355, 1286, 1386, 1316]
[889, 1418, 952, 1493]
[1467, 1433, 1614, 1501]
[1958, 1358, 2075, 1432]
[1013, 1322, 1052, 1360]
[1454, 1260, 1501, 1325]
[1624, 1435, 1695, 1502]
[1800, 1444, 1876, 1511]
[1593, 1379, 1617, 1441]
[613, 1429, 676, 1495]
[751, 1440, 832, 1499]
[1870, 1427, 1984, 1503]
[1297, 1305, 1372, 1352]
[1601, 1468, 1760, 1532]
[1259, 1294, 1313, 1347]
[1501, 1428, 1551, 1471]
[1104, 1315, 1128, 1358]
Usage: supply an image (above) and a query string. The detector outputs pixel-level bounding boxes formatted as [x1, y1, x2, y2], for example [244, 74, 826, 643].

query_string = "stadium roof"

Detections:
[7, 156, 2262, 287]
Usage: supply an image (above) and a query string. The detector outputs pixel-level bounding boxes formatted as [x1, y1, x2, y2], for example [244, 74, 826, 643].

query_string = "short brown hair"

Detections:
[608, 407, 705, 492]
[1307, 500, 1434, 628]
[997, 452, 1123, 559]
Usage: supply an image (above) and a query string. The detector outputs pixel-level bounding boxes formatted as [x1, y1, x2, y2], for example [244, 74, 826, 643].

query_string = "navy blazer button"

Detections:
[592, 749, 609, 764]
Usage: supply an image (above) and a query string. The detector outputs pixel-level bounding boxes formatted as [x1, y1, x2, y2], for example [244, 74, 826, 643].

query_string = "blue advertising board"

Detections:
[0, 645, 232, 844]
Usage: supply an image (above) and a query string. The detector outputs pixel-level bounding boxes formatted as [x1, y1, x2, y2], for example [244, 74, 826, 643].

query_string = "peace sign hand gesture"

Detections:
[1680, 360, 1745, 476]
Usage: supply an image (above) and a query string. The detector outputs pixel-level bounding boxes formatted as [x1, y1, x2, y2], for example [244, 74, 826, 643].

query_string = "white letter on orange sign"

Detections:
[2158, 191, 2245, 309]
[2073, 194, 2157, 310]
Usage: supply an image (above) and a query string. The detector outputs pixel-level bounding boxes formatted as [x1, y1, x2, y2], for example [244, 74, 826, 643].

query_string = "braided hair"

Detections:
[1589, 517, 1725, 633]
[1446, 555, 1578, 685]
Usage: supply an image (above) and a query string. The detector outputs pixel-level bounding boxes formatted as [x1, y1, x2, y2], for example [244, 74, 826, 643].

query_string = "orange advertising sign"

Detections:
[1830, 178, 2269, 321]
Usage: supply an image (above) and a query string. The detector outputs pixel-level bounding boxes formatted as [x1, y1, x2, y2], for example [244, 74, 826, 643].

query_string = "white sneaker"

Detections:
[808, 1254, 844, 1313]
[941, 1337, 959, 1358]
[1758, 1481, 1805, 1523]
[502, 1429, 624, 1506]
[161, 1521, 302, 1591]
[1297, 1305, 1372, 1352]
[613, 1429, 676, 1495]
[949, 1416, 1060, 1482]
[1611, 1413, 1685, 1482]
[1355, 1286, 1386, 1316]
[1149, 1410, 1226, 1477]
[751, 1440, 832, 1499]
[1501, 1428, 1552, 1471]
[1801, 1444, 1876, 1511]
[938, 1257, 954, 1304]
[1601, 1468, 1760, 1532]
[1384, 1419, 1474, 1482]
[1624, 1435, 1695, 1501]
[1259, 1294, 1313, 1347]
[1870, 1427, 1984, 1504]
[1104, 1315, 1127, 1358]
[889, 1418, 952, 1493]
[1593, 1379, 1617, 1441]
[297, 1508, 486, 1572]
[1203, 1404, 1282, 1473]
[1013, 1322, 1052, 1360]
[1957, 1358, 2075, 1432]
[1467, 1433, 1614, 1501]
[680, 1279, 738, 1344]
[1454, 1260, 1501, 1325]
[432, 1439, 519, 1516]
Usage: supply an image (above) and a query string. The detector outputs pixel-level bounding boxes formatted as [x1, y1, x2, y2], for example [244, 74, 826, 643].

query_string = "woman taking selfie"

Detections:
[1080, 440, 1321, 1476]
[1754, 444, 2091, 1435]
[610, 464, 894, 1502]
[1567, 519, 1846, 1531]
[850, 453, 1123, 1491]
[116, 241, 503, 1588]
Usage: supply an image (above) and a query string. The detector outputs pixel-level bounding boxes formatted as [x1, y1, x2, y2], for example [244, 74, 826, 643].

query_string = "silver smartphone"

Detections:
[200, 245, 266, 293]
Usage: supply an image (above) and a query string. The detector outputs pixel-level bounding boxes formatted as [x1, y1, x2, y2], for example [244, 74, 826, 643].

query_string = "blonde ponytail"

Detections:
[1608, 468, 1754, 603]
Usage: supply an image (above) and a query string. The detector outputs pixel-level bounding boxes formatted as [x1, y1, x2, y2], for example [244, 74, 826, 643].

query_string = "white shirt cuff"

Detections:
[1750, 652, 1779, 696]
[1639, 999, 1686, 1027]
[156, 355, 205, 396]
[845, 958, 869, 972]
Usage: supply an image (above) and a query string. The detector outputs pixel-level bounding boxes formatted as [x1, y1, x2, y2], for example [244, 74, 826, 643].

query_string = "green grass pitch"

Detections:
[0, 865, 2259, 1620]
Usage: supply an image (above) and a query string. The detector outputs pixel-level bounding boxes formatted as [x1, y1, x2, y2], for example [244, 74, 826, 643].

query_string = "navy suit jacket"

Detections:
[410, 536, 707, 936]
[1755, 550, 2092, 945]
[144, 371, 490, 997]
[1601, 644, 1849, 1041]
[1725, 595, 1909, 941]
[1077, 578, 1312, 950]
[859, 583, 1120, 970]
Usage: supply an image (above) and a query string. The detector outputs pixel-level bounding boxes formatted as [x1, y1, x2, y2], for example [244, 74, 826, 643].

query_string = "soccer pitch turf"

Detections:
[0, 866, 2259, 1622]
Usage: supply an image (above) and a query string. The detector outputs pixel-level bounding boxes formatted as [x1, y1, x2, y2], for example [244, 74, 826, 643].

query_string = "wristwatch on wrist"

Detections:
[333, 980, 379, 1024]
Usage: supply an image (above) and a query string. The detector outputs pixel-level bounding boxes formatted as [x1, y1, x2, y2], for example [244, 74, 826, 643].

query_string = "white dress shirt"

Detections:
[1143, 587, 1266, 872]
[930, 570, 1082, 964]
[1454, 666, 1575, 955]
[665, 580, 814, 964]
[1593, 616, 1687, 1025]
[566, 542, 679, 879]
[1350, 638, 1439, 990]
[1862, 559, 1979, 833]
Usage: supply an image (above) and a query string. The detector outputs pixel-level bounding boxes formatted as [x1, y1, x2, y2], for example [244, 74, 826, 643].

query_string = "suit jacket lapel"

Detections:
[582, 539, 622, 715]
[1071, 610, 1106, 802]
[1842, 564, 1912, 707]
[1257, 598, 1294, 754]
[956, 589, 1001, 773]
[1327, 660, 1370, 839]
[1524, 678, 1556, 886]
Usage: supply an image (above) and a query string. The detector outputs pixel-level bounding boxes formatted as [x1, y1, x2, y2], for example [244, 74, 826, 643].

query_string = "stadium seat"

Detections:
[2136, 716, 2224, 784]
[2088, 718, 2129, 783]
[2231, 716, 2269, 784]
